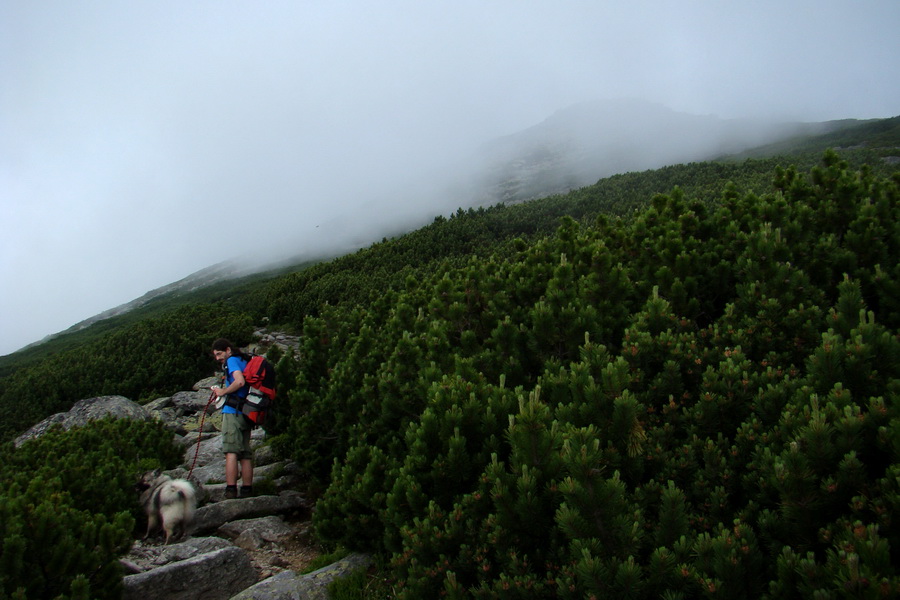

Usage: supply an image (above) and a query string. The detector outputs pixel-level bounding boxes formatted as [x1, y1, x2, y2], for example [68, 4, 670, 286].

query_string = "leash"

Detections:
[188, 391, 218, 480]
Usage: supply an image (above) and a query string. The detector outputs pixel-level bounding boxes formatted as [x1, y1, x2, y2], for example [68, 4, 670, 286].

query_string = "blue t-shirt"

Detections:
[222, 355, 249, 415]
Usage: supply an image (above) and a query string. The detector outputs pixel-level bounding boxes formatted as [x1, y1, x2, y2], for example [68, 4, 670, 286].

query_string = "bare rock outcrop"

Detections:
[191, 492, 309, 536]
[122, 545, 257, 600]
[14, 395, 151, 447]
[231, 553, 373, 600]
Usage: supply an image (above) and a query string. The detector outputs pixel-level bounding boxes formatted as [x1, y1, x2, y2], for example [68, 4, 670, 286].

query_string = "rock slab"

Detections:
[230, 553, 373, 600]
[122, 545, 257, 600]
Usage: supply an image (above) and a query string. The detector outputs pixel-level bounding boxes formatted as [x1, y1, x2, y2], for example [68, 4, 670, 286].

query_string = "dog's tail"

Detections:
[177, 487, 196, 523]
[159, 481, 197, 543]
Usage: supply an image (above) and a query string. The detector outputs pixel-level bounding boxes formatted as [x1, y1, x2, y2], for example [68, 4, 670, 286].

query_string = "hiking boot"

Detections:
[240, 485, 254, 498]
[224, 485, 238, 500]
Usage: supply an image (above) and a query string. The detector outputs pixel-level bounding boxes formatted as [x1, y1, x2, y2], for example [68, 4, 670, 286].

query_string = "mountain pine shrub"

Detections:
[0, 418, 182, 599]
[297, 154, 899, 597]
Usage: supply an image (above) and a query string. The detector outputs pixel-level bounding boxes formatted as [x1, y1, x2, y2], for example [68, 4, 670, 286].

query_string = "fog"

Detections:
[2, 1, 899, 355]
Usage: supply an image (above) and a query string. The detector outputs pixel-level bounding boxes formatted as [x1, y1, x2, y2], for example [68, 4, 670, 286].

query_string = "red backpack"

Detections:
[243, 355, 276, 400]
[241, 355, 276, 425]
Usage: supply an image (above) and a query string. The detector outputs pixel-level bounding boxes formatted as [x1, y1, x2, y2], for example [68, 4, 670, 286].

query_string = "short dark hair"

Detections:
[212, 338, 234, 352]
[212, 338, 249, 360]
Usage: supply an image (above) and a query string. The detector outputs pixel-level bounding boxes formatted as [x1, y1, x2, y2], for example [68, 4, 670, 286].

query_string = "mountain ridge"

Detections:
[471, 98, 867, 204]
[12, 262, 245, 353]
[6, 103, 897, 358]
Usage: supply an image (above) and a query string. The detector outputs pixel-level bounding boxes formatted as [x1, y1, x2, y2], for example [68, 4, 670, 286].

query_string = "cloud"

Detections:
[1, 0, 899, 355]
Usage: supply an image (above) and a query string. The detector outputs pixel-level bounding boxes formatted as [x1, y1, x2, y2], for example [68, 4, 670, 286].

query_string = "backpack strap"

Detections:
[221, 360, 249, 411]
[224, 394, 244, 411]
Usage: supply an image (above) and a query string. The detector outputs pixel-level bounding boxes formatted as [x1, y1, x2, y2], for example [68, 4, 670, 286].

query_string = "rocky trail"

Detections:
[15, 361, 372, 600]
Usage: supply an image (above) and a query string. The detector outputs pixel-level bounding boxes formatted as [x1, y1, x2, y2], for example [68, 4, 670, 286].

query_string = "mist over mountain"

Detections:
[52, 263, 244, 337]
[469, 99, 853, 204]
[5, 101, 882, 354]
[274, 99, 861, 264]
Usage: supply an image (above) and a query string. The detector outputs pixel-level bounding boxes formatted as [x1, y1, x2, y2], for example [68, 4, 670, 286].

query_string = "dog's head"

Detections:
[134, 469, 163, 493]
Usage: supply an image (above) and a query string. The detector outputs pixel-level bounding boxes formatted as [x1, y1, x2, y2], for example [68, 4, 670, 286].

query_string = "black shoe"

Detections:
[224, 485, 238, 500]
[240, 486, 254, 498]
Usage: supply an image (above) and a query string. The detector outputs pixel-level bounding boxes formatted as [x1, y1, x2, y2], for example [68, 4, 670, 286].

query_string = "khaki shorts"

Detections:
[222, 412, 253, 460]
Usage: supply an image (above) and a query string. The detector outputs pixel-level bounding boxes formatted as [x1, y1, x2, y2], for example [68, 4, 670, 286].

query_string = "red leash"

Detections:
[188, 391, 217, 480]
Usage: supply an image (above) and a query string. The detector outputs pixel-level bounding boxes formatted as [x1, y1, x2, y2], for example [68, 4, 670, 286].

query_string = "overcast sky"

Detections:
[1, 1, 898, 356]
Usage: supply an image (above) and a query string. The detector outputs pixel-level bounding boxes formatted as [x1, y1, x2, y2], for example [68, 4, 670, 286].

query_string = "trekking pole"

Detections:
[189, 390, 218, 480]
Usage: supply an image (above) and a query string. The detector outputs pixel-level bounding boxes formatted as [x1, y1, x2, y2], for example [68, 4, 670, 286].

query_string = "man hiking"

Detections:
[211, 338, 255, 499]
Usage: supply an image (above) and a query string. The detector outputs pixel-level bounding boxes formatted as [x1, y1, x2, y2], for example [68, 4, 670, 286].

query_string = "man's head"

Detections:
[212, 338, 237, 364]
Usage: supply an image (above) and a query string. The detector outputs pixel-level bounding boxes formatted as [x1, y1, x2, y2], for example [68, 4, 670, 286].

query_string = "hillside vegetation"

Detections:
[286, 150, 900, 598]
[0, 117, 898, 598]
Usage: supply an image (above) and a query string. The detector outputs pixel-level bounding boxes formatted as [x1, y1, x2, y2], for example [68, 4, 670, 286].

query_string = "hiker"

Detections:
[211, 338, 254, 499]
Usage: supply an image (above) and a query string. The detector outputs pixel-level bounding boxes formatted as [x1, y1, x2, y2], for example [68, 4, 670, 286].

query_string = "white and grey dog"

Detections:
[135, 469, 197, 545]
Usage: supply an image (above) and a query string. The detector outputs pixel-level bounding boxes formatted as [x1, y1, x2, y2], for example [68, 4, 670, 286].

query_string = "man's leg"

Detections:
[225, 452, 239, 499]
[241, 458, 253, 487]
[222, 413, 244, 499]
[239, 423, 254, 495]
[225, 452, 239, 486]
